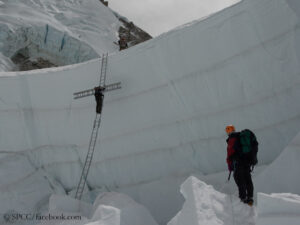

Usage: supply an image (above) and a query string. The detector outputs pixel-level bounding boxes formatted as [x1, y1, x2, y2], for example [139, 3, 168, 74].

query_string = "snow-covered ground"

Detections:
[167, 176, 300, 225]
[1, 0, 300, 224]
[35, 192, 158, 225]
[168, 176, 256, 225]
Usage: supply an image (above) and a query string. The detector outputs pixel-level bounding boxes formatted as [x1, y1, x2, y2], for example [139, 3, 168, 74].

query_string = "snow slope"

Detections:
[167, 176, 300, 225]
[167, 176, 255, 225]
[1, 0, 300, 224]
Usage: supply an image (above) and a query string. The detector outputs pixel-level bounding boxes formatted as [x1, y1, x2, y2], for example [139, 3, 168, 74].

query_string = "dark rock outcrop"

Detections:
[113, 13, 152, 48]
[100, 0, 108, 7]
[11, 47, 57, 71]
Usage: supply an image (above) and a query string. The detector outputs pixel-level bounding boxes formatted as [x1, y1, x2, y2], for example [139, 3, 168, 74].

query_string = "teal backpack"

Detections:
[239, 129, 258, 166]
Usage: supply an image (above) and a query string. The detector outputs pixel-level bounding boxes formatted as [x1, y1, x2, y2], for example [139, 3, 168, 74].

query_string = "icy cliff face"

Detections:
[256, 192, 300, 225]
[4, 26, 99, 69]
[1, 0, 300, 224]
[0, 0, 121, 71]
[255, 131, 300, 195]
[0, 52, 14, 71]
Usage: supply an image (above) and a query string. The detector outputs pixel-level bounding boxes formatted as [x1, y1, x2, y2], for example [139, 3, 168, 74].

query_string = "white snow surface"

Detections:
[167, 176, 300, 225]
[36, 192, 158, 225]
[1, 0, 300, 224]
[167, 176, 255, 225]
[92, 192, 158, 225]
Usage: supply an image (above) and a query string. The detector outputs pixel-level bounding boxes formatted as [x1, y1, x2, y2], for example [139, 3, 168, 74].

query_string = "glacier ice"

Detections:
[1, 0, 300, 224]
[0, 0, 121, 71]
[256, 192, 300, 225]
[167, 176, 300, 225]
[255, 131, 300, 195]
[167, 176, 255, 225]
[0, 53, 15, 71]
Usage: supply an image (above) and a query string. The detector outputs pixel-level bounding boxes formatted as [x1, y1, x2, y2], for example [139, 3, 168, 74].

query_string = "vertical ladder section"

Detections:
[99, 53, 108, 87]
[75, 114, 102, 200]
[75, 54, 108, 200]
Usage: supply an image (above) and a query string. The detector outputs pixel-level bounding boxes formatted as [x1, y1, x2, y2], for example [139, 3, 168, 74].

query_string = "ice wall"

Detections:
[255, 131, 300, 195]
[103, 0, 300, 184]
[256, 193, 300, 225]
[1, 25, 99, 67]
[0, 53, 15, 71]
[0, 153, 56, 224]
[1, 0, 300, 224]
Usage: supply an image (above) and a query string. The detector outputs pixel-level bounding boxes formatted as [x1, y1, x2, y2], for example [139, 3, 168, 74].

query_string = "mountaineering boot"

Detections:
[241, 198, 253, 206]
[247, 198, 254, 206]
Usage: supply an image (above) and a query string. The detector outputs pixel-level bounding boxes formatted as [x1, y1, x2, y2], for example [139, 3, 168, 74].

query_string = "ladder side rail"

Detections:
[99, 53, 108, 87]
[77, 115, 102, 197]
[100, 54, 107, 84]
[103, 54, 108, 84]
[99, 55, 105, 86]
[75, 117, 96, 198]
[75, 138, 95, 200]
[75, 114, 102, 200]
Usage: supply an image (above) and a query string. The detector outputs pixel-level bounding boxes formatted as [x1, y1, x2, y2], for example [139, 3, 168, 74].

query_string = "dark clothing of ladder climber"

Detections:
[73, 53, 121, 200]
[94, 86, 104, 114]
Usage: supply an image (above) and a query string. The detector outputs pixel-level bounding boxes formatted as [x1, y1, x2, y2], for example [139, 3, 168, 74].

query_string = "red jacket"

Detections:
[226, 132, 240, 171]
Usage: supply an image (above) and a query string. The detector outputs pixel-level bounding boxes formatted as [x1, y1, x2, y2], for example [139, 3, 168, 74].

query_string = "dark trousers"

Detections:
[95, 93, 104, 114]
[233, 163, 253, 200]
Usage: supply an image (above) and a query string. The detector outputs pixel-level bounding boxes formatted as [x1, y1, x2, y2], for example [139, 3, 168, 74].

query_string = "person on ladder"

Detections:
[225, 125, 258, 206]
[94, 86, 104, 114]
